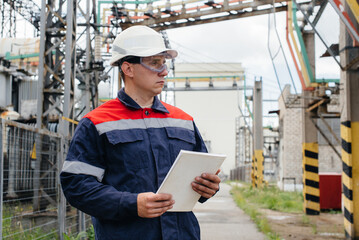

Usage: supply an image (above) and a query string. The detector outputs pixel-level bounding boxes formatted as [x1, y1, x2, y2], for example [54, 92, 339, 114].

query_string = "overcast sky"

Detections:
[166, 6, 340, 100]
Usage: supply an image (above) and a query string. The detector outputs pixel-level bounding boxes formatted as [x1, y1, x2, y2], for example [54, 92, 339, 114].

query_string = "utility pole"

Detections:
[302, 31, 320, 215]
[340, 1, 359, 238]
[253, 79, 263, 188]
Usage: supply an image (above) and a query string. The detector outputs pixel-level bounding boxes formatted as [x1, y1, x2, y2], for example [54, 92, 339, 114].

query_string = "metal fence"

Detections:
[230, 164, 252, 182]
[0, 119, 92, 240]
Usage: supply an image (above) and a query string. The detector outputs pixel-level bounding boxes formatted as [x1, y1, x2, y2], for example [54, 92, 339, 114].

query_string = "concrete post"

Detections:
[253, 80, 263, 188]
[340, 2, 359, 238]
[301, 90, 320, 215]
[303, 31, 316, 82]
[302, 30, 320, 215]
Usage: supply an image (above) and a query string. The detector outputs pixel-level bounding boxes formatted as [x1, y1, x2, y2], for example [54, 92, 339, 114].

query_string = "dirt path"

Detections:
[260, 209, 345, 240]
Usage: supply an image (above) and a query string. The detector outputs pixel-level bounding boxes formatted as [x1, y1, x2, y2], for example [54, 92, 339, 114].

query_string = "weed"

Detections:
[231, 182, 304, 240]
[63, 231, 88, 240]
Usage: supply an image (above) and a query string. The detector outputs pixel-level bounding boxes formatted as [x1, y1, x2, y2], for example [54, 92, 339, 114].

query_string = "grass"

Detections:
[230, 182, 303, 240]
[2, 203, 59, 240]
[233, 183, 303, 213]
[2, 202, 96, 240]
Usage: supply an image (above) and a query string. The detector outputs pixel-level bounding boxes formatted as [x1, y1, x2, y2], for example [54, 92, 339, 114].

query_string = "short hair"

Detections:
[116, 56, 141, 81]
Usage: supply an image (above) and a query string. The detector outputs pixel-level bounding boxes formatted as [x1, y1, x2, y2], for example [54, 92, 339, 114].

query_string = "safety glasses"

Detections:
[140, 54, 169, 73]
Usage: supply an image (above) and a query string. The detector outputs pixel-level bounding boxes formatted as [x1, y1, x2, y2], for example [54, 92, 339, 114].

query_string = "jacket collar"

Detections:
[117, 88, 169, 114]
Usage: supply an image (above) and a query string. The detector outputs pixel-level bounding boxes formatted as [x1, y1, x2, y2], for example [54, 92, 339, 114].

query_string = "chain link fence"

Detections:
[0, 119, 92, 240]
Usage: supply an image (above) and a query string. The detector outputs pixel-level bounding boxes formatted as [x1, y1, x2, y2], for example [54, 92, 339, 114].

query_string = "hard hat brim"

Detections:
[110, 48, 178, 66]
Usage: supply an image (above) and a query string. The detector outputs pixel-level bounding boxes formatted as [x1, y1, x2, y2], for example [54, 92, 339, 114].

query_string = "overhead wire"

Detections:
[267, 1, 300, 109]
[170, 38, 247, 74]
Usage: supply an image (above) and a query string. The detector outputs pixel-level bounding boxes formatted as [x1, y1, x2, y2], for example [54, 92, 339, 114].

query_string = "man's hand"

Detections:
[191, 169, 221, 199]
[137, 192, 175, 218]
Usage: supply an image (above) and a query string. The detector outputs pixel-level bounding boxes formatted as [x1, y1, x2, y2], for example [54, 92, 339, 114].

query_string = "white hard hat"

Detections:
[110, 26, 178, 66]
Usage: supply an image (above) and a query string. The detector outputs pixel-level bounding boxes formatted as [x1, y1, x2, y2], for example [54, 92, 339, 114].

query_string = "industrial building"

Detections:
[0, 0, 359, 239]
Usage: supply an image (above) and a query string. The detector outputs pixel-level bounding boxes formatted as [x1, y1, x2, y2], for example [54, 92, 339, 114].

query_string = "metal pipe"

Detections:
[288, 1, 311, 88]
[286, 5, 307, 90]
[163, 86, 251, 91]
[36, 0, 46, 130]
[292, 2, 315, 83]
[293, 0, 343, 70]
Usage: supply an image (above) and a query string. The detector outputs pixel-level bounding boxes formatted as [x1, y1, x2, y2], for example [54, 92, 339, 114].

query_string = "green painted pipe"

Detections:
[292, 2, 315, 83]
[5, 52, 40, 60]
[5, 50, 56, 60]
[166, 75, 241, 79]
[315, 78, 340, 83]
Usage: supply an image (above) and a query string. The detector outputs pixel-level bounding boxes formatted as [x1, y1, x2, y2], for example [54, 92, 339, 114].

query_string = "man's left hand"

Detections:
[191, 170, 221, 199]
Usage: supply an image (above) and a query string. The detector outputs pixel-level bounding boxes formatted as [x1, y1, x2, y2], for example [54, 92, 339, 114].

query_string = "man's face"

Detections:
[130, 55, 169, 97]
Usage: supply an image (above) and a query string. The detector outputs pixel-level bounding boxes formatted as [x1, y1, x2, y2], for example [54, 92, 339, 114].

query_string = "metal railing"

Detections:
[0, 119, 91, 240]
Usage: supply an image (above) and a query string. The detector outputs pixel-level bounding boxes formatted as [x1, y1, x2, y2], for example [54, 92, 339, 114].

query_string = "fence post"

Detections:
[33, 133, 42, 211]
[0, 119, 4, 240]
[58, 134, 66, 240]
[79, 211, 86, 234]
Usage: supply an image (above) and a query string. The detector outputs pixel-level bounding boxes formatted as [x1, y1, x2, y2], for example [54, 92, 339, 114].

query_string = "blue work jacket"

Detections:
[60, 88, 208, 240]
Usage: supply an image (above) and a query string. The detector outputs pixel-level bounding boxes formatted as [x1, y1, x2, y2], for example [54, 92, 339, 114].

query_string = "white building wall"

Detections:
[172, 63, 244, 176]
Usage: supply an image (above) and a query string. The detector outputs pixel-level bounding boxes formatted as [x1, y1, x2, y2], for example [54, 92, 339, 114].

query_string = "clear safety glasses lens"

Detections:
[140, 56, 168, 73]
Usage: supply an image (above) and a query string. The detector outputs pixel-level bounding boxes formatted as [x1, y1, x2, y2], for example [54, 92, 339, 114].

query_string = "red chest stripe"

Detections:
[84, 99, 193, 126]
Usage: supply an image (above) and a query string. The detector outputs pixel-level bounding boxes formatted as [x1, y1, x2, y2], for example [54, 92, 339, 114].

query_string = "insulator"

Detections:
[95, 35, 102, 62]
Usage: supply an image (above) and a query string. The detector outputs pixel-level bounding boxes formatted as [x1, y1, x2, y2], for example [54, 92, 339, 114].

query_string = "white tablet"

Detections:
[156, 150, 226, 212]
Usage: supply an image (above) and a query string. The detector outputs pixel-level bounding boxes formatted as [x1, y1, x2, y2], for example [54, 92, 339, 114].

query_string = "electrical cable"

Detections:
[267, 12, 287, 109]
[270, 0, 298, 95]
[170, 39, 243, 73]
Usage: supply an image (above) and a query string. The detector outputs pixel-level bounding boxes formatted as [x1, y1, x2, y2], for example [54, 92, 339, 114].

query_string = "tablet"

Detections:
[156, 150, 226, 212]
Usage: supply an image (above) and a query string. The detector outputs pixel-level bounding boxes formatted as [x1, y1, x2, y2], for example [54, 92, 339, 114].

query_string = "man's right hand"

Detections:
[137, 192, 175, 218]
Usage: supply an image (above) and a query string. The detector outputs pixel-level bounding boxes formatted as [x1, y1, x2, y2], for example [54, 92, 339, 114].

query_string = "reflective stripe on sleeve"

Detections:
[62, 161, 105, 182]
[96, 118, 194, 135]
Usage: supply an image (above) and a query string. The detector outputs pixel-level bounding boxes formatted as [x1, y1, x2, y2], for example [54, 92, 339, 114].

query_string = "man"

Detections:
[60, 25, 221, 240]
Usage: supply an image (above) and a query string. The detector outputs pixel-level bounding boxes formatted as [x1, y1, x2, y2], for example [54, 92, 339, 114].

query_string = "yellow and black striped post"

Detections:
[302, 142, 320, 215]
[255, 150, 264, 188]
[341, 121, 354, 238]
[251, 154, 257, 188]
[339, 0, 359, 237]
[252, 80, 263, 189]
